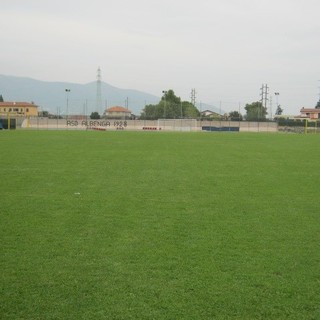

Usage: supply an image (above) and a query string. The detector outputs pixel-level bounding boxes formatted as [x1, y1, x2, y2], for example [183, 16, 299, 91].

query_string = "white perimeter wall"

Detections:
[21, 118, 278, 132]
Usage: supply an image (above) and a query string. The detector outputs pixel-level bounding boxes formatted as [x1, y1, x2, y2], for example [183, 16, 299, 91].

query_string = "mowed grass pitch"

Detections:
[1, 131, 319, 319]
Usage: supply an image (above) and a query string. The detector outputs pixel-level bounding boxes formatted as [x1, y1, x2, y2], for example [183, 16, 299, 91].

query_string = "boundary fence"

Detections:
[0, 116, 286, 133]
[7, 118, 281, 132]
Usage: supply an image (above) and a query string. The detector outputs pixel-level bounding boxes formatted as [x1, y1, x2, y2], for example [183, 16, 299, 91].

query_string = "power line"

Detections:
[190, 88, 196, 106]
[260, 84, 269, 109]
[96, 67, 102, 113]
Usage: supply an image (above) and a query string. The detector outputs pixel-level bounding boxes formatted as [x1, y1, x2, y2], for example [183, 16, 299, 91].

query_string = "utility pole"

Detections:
[96, 67, 102, 114]
[260, 84, 269, 120]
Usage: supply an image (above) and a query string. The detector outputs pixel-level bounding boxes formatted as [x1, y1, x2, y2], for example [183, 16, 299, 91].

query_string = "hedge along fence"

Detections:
[277, 118, 320, 134]
[277, 118, 320, 128]
[0, 118, 16, 129]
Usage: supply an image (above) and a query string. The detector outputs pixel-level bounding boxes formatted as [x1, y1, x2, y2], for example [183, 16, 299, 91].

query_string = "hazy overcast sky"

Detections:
[1, 0, 319, 114]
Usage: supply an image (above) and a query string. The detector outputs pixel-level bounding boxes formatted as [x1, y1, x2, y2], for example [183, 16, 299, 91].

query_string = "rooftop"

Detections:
[0, 101, 38, 107]
[106, 106, 131, 113]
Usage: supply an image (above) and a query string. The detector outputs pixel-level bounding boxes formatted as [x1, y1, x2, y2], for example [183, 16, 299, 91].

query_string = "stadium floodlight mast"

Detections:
[274, 92, 280, 116]
[162, 90, 167, 119]
[65, 89, 71, 119]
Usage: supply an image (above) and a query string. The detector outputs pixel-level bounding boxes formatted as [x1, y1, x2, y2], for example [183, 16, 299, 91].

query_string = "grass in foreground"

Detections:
[1, 131, 320, 319]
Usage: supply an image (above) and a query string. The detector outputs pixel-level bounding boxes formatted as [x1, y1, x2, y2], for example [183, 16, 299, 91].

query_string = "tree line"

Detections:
[139, 90, 280, 121]
[140, 90, 199, 120]
[0, 91, 287, 121]
[139, 90, 283, 121]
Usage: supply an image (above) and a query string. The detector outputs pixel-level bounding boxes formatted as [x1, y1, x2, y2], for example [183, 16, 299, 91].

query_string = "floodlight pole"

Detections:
[317, 80, 320, 107]
[274, 92, 279, 119]
[65, 89, 71, 120]
[162, 90, 167, 119]
[56, 107, 59, 129]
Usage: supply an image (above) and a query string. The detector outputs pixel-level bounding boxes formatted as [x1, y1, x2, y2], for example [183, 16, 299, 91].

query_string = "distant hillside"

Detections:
[0, 74, 159, 115]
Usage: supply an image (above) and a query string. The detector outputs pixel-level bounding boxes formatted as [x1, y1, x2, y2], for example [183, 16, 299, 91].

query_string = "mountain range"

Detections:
[0, 74, 160, 115]
[0, 74, 223, 116]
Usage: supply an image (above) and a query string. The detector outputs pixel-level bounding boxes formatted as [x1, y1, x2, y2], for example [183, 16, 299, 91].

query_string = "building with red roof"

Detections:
[0, 101, 38, 117]
[104, 106, 132, 119]
[299, 107, 320, 120]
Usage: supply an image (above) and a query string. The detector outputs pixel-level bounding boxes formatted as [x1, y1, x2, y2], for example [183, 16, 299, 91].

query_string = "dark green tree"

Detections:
[90, 112, 101, 119]
[275, 105, 283, 115]
[161, 90, 182, 119]
[140, 90, 199, 119]
[244, 101, 268, 121]
[0, 95, 4, 102]
[315, 99, 320, 109]
[38, 110, 49, 117]
[228, 110, 243, 121]
[182, 101, 200, 118]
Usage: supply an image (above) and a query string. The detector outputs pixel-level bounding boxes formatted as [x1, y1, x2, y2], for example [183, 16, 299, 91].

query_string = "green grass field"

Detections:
[1, 131, 319, 319]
